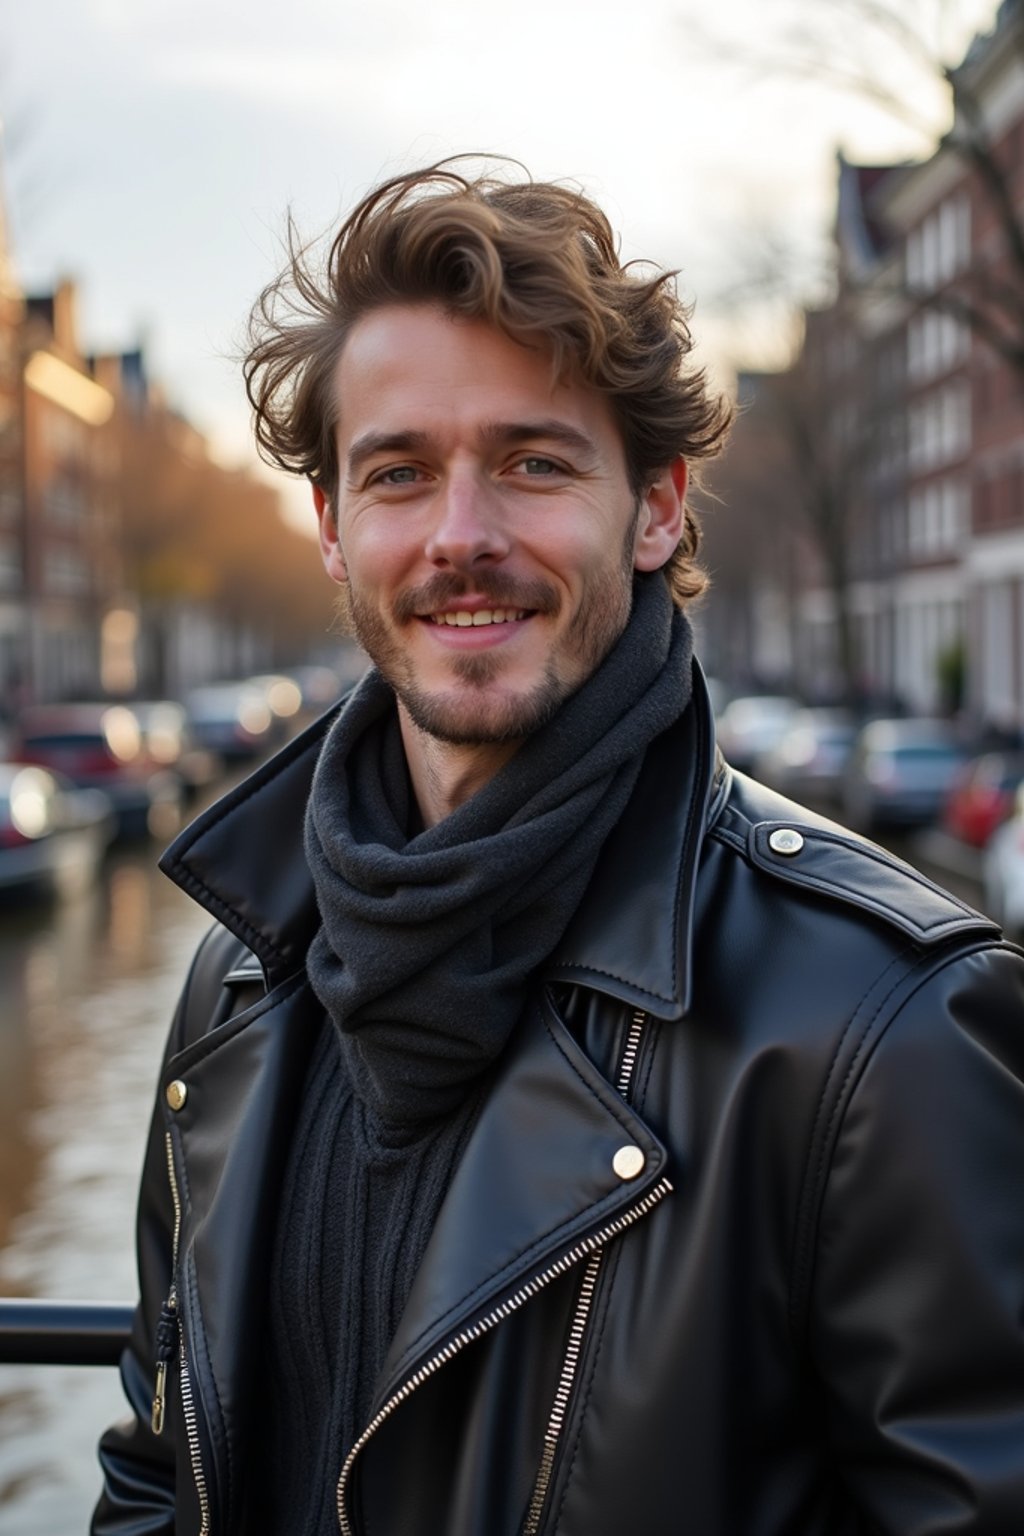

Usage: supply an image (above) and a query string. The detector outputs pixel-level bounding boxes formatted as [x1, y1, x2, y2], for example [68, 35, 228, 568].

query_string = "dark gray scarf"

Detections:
[304, 574, 693, 1131]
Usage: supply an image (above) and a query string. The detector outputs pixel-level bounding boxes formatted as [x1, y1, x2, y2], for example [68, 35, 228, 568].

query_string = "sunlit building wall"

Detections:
[20, 282, 120, 702]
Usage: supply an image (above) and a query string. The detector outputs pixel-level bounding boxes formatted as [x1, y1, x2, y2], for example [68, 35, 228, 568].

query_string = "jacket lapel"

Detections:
[374, 989, 668, 1406]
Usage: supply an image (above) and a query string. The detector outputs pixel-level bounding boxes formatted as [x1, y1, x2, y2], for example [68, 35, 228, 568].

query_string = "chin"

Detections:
[399, 674, 570, 746]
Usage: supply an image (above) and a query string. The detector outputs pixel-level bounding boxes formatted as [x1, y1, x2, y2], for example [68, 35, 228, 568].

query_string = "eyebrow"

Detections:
[478, 420, 599, 458]
[346, 430, 432, 479]
[345, 419, 599, 479]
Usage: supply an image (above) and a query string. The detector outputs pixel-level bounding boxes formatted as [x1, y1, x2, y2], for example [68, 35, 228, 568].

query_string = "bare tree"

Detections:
[686, 0, 1024, 378]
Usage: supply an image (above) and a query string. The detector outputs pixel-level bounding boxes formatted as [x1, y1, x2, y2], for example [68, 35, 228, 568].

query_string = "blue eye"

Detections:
[520, 457, 558, 475]
[379, 466, 418, 484]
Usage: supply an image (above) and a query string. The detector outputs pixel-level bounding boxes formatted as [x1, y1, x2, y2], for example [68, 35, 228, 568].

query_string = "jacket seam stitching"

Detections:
[788, 943, 929, 1337]
[754, 862, 986, 935]
[166, 869, 286, 973]
[711, 823, 988, 937]
[710, 824, 745, 853]
[161, 713, 340, 967]
[545, 958, 675, 1006]
[757, 823, 984, 918]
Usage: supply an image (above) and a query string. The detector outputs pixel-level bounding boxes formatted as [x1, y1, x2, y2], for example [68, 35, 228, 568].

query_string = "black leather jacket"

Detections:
[94, 670, 1024, 1535]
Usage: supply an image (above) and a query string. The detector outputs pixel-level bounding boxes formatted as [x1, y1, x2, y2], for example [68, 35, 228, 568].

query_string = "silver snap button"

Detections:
[768, 828, 804, 857]
[166, 1079, 188, 1111]
[612, 1144, 645, 1181]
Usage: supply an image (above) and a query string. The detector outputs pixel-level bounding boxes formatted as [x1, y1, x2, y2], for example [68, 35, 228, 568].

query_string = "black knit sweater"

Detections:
[260, 1016, 484, 1534]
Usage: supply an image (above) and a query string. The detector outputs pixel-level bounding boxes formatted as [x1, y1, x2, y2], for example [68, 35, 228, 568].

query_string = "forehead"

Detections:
[331, 304, 621, 451]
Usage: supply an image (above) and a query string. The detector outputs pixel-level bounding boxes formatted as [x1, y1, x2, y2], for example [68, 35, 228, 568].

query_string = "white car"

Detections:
[983, 791, 1024, 937]
[715, 695, 800, 775]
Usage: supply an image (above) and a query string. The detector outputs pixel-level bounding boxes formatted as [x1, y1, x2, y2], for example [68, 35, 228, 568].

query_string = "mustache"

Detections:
[394, 572, 560, 622]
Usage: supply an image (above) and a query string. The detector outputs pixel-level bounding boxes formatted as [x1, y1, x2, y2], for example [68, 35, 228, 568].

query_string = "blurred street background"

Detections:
[1, 0, 1023, 1528]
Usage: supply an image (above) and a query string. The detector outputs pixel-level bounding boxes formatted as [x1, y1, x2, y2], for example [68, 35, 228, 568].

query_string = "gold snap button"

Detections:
[166, 1079, 188, 1112]
[768, 828, 804, 857]
[612, 1144, 645, 1181]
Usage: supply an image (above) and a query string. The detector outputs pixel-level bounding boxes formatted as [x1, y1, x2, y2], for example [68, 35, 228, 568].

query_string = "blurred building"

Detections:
[709, 0, 1024, 729]
[0, 220, 335, 707]
[0, 177, 23, 707]
[21, 281, 120, 701]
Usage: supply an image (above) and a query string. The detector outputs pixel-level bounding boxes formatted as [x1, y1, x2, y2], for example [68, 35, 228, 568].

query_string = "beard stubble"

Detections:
[338, 507, 640, 745]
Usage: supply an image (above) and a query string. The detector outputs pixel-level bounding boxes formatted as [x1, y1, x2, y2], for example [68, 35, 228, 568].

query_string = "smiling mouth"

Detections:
[427, 608, 529, 627]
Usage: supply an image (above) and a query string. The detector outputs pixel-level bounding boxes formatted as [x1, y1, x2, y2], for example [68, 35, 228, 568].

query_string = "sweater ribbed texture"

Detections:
[262, 1017, 483, 1534]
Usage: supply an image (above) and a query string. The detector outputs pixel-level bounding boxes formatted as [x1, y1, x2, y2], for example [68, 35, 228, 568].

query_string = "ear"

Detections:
[313, 483, 348, 584]
[633, 457, 688, 573]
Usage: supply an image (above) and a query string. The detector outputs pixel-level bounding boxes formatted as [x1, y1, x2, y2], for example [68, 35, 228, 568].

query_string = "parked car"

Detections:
[283, 664, 348, 714]
[184, 683, 276, 762]
[942, 749, 1024, 848]
[13, 703, 186, 839]
[842, 718, 967, 831]
[0, 764, 115, 899]
[131, 700, 219, 801]
[247, 674, 304, 741]
[715, 695, 800, 774]
[755, 709, 857, 805]
[983, 790, 1024, 936]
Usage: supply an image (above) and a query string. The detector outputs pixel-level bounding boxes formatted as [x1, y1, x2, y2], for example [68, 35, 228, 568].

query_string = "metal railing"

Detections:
[0, 1298, 132, 1367]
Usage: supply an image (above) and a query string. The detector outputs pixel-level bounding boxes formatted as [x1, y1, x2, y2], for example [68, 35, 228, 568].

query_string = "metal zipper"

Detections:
[335, 1009, 666, 1536]
[159, 1129, 213, 1536]
[521, 1008, 649, 1536]
[151, 1131, 183, 1437]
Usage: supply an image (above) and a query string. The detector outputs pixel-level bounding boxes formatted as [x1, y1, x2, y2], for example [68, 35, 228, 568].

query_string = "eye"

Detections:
[372, 465, 420, 486]
[515, 455, 562, 476]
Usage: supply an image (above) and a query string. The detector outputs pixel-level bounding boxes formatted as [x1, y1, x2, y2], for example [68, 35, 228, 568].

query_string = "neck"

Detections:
[398, 705, 521, 827]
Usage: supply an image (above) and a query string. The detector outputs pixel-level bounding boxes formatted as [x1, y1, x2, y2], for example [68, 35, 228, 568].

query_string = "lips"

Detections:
[428, 608, 528, 627]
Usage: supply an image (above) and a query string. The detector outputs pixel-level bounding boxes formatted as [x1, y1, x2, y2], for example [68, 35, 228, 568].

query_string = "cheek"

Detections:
[334, 523, 397, 589]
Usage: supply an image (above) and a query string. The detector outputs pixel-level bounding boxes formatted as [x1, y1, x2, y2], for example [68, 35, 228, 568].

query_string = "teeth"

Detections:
[430, 609, 525, 626]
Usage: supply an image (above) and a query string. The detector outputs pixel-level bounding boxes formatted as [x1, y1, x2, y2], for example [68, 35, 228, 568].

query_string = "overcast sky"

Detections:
[0, 0, 1003, 518]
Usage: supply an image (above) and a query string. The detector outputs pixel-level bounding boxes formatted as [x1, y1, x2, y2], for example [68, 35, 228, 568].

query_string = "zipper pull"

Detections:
[151, 1362, 168, 1436]
[151, 1288, 178, 1436]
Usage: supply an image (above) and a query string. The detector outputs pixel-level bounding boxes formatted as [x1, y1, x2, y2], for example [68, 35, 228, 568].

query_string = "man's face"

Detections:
[315, 304, 684, 746]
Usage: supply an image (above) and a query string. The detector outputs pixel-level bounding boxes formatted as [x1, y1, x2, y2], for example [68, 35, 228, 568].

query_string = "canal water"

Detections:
[0, 836, 213, 1534]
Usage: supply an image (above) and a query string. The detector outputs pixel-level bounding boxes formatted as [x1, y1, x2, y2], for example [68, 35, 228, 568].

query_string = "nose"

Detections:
[424, 473, 511, 571]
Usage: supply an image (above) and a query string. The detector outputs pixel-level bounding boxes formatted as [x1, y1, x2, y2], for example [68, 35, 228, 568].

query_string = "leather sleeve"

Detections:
[91, 926, 226, 1535]
[809, 942, 1024, 1532]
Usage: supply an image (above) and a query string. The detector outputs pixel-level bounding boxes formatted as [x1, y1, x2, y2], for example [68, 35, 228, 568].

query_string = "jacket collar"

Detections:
[547, 660, 719, 1019]
[159, 662, 720, 1009]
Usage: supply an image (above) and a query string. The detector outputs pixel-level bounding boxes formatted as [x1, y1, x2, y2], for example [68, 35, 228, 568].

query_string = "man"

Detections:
[94, 163, 1024, 1536]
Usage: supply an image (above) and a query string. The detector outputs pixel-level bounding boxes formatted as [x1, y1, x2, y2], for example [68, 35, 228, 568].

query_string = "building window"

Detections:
[0, 535, 21, 590]
[908, 477, 967, 556]
[908, 381, 970, 470]
[907, 309, 969, 382]
[906, 194, 971, 291]
[44, 547, 89, 595]
[42, 480, 86, 527]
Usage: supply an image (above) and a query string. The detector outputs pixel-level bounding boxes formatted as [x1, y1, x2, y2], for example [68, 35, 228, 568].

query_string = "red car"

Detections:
[13, 703, 185, 840]
[942, 751, 1024, 848]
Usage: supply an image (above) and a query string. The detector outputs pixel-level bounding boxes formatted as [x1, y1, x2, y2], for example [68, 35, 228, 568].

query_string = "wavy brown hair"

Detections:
[244, 159, 732, 606]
